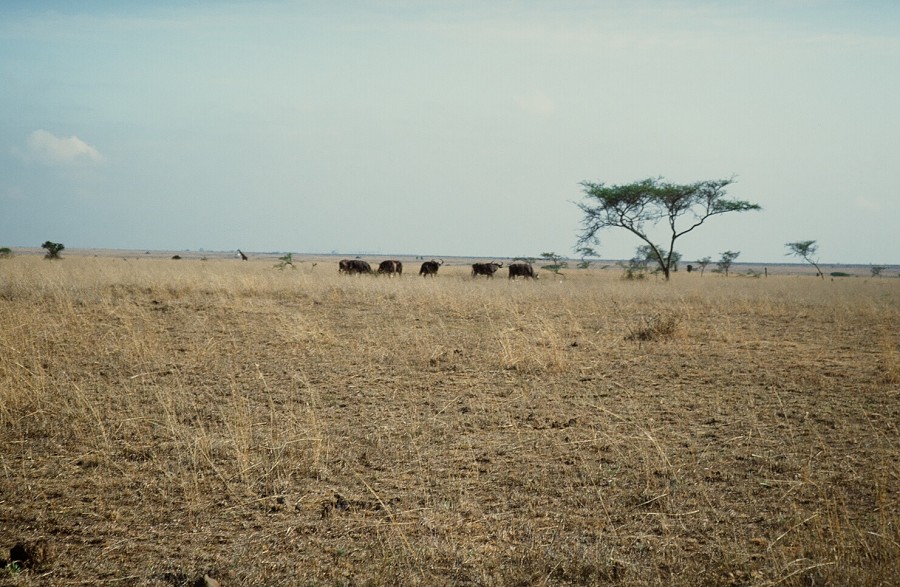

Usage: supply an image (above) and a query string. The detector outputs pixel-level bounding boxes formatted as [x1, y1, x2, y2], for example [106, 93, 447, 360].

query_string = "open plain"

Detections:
[1, 254, 898, 586]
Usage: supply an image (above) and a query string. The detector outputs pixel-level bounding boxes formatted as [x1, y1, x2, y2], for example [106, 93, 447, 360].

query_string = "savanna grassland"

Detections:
[1, 254, 898, 586]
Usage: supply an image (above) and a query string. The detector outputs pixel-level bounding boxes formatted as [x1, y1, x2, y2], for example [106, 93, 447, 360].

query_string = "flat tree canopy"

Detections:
[577, 177, 760, 280]
[785, 240, 824, 279]
[41, 241, 65, 260]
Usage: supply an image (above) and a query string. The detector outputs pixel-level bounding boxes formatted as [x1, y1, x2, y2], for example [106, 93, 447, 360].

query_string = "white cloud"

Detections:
[21, 130, 104, 165]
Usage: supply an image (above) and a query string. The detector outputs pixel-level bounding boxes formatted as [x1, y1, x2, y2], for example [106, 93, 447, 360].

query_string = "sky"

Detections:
[2, 1, 898, 264]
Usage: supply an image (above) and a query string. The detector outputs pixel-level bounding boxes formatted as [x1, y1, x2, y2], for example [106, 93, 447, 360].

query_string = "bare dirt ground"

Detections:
[1, 254, 898, 586]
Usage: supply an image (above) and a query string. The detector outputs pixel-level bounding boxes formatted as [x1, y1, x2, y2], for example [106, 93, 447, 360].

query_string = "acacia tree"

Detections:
[575, 245, 598, 269]
[274, 252, 296, 270]
[635, 245, 681, 277]
[716, 250, 740, 276]
[785, 240, 824, 279]
[619, 247, 651, 280]
[696, 256, 712, 276]
[577, 176, 760, 280]
[540, 252, 568, 276]
[42, 241, 65, 260]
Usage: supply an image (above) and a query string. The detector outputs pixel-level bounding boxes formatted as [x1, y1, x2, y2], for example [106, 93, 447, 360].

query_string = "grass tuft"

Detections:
[624, 312, 680, 342]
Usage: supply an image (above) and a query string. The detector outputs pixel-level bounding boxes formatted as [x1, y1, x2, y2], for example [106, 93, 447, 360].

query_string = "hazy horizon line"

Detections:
[5, 245, 898, 269]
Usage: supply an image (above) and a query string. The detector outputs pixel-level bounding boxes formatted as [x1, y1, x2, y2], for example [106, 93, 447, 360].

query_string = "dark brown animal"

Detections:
[508, 262, 536, 280]
[472, 262, 503, 277]
[419, 259, 443, 277]
[378, 260, 403, 277]
[237, 249, 248, 261]
[339, 259, 373, 274]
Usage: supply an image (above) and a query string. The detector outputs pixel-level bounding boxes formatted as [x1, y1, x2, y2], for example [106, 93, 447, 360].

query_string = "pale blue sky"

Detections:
[2, 1, 898, 263]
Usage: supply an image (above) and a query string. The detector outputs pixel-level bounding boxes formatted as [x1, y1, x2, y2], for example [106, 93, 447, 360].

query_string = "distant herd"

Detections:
[337, 258, 537, 279]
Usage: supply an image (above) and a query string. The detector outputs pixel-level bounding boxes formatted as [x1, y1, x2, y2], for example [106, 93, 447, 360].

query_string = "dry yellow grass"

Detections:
[1, 255, 898, 586]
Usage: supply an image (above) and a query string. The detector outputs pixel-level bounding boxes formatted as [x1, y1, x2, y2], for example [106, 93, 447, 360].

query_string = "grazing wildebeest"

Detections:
[350, 260, 373, 274]
[472, 262, 503, 278]
[378, 260, 403, 277]
[419, 259, 444, 277]
[508, 262, 537, 280]
[339, 259, 373, 274]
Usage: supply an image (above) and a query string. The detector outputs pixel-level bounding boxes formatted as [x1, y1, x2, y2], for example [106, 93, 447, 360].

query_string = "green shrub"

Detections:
[41, 241, 65, 259]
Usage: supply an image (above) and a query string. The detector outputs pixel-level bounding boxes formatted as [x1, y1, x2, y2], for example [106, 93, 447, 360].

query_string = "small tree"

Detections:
[577, 176, 760, 280]
[619, 247, 651, 280]
[785, 240, 824, 279]
[696, 256, 712, 276]
[670, 250, 682, 272]
[632, 245, 682, 278]
[540, 252, 568, 276]
[653, 247, 682, 272]
[870, 265, 885, 277]
[42, 241, 65, 260]
[274, 252, 296, 270]
[575, 246, 598, 269]
[0, 247, 12, 258]
[716, 250, 740, 276]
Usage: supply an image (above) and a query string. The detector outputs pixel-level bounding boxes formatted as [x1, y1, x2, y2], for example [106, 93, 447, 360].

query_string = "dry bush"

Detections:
[1, 255, 898, 585]
[624, 312, 680, 342]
